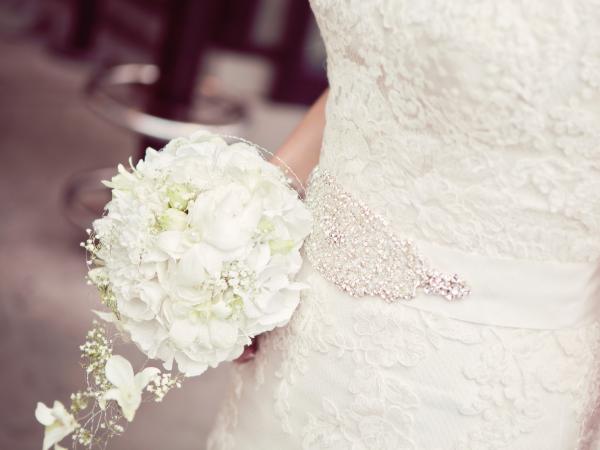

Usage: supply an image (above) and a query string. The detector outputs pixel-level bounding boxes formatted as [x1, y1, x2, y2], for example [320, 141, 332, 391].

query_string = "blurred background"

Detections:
[0, 0, 326, 449]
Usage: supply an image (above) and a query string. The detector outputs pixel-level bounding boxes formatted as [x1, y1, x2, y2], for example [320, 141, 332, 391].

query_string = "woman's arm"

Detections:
[235, 88, 328, 364]
[270, 88, 329, 189]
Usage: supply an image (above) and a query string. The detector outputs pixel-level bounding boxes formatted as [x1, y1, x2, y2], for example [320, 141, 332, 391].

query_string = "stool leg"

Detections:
[46, 0, 99, 55]
[138, 0, 222, 159]
[68, 0, 98, 52]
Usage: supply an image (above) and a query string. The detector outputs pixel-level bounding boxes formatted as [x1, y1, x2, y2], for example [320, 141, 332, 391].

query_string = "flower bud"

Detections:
[158, 208, 188, 231]
[167, 184, 194, 211]
[258, 217, 275, 234]
[269, 239, 295, 254]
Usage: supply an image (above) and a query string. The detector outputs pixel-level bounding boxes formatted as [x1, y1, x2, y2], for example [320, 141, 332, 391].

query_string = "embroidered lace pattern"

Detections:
[310, 0, 600, 263]
[207, 271, 600, 449]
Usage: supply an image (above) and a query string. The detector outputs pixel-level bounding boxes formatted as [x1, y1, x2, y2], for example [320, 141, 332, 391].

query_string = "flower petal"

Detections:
[103, 387, 141, 422]
[34, 402, 55, 426]
[105, 355, 135, 388]
[179, 243, 225, 280]
[35, 401, 77, 450]
[101, 388, 121, 408]
[208, 320, 239, 349]
[168, 320, 199, 348]
[173, 352, 208, 377]
[119, 392, 141, 422]
[134, 366, 160, 391]
[156, 230, 188, 259]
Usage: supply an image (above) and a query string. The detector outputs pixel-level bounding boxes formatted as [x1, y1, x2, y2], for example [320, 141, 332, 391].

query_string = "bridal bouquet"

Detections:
[35, 131, 313, 449]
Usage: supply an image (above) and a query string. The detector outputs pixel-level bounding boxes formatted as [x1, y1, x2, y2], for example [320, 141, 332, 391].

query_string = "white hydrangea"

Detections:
[89, 131, 313, 376]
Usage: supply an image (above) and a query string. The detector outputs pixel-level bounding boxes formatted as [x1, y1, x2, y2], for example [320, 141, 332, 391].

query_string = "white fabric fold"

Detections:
[402, 239, 600, 329]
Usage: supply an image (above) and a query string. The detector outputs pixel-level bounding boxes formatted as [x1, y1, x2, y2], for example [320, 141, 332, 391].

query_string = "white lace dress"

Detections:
[206, 1, 600, 449]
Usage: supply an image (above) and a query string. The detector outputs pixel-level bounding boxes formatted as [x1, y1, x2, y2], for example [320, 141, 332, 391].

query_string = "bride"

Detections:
[207, 1, 600, 449]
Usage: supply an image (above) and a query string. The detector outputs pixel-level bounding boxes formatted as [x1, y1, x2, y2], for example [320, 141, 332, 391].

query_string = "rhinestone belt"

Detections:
[303, 167, 470, 303]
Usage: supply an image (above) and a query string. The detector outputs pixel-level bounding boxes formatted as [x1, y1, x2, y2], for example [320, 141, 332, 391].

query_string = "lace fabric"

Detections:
[311, 0, 600, 263]
[207, 263, 600, 450]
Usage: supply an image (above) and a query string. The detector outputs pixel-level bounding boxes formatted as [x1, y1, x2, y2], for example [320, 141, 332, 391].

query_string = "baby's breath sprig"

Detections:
[69, 391, 92, 415]
[146, 372, 184, 402]
[79, 323, 113, 387]
[43, 324, 128, 450]
[56, 323, 180, 450]
[81, 228, 101, 262]
[86, 270, 120, 320]
[82, 229, 121, 320]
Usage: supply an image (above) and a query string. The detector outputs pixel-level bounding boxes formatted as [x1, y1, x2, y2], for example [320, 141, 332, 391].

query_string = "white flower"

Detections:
[118, 282, 164, 321]
[100, 355, 160, 422]
[187, 182, 262, 252]
[155, 230, 191, 260]
[35, 400, 78, 450]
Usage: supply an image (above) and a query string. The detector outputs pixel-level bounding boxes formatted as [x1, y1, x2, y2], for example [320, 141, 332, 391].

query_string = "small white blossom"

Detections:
[100, 355, 160, 422]
[35, 401, 78, 450]
[146, 372, 182, 402]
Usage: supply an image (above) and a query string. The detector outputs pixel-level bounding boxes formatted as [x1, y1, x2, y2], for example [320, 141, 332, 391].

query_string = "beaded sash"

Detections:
[303, 167, 471, 303]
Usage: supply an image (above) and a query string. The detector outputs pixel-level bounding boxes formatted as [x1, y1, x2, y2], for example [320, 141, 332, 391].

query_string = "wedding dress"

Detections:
[206, 1, 600, 448]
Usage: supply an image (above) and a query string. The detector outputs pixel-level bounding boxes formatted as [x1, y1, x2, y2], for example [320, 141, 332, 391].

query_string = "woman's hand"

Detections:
[234, 336, 260, 364]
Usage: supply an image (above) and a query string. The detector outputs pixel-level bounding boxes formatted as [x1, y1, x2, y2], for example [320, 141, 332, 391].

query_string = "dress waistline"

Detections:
[303, 166, 600, 329]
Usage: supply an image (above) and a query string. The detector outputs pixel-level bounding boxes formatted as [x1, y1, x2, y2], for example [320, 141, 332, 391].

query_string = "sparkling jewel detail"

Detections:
[303, 167, 470, 302]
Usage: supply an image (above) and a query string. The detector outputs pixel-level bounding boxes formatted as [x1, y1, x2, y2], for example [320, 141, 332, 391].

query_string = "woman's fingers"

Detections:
[235, 336, 260, 364]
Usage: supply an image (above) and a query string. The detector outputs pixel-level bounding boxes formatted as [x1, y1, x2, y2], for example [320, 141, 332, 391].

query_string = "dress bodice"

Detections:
[309, 0, 600, 263]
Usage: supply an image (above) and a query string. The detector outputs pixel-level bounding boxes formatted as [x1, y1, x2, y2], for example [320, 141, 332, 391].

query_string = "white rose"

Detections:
[188, 183, 262, 252]
[117, 281, 164, 321]
[176, 242, 226, 284]
[155, 230, 192, 260]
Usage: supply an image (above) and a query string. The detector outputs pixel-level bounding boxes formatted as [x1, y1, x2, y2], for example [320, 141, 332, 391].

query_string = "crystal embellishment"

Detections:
[303, 167, 470, 302]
